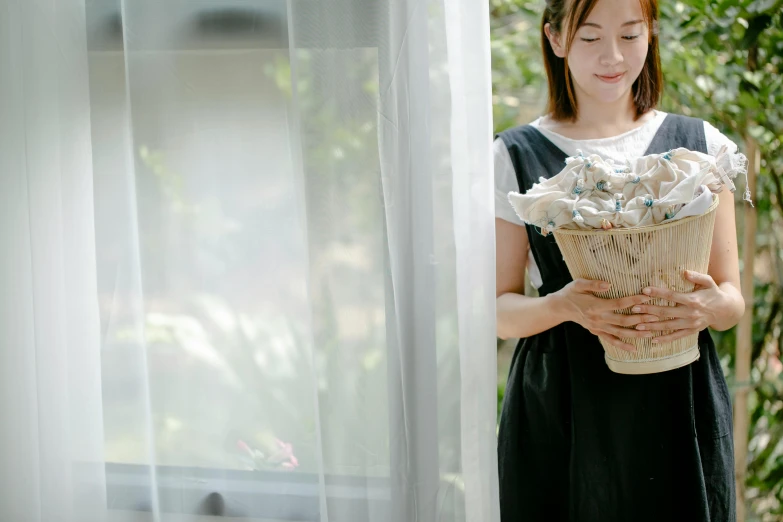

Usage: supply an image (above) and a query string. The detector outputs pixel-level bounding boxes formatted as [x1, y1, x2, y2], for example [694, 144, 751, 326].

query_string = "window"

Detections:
[87, 1, 413, 517]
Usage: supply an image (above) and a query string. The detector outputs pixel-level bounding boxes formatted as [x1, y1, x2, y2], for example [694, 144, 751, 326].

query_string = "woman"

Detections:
[494, 0, 745, 520]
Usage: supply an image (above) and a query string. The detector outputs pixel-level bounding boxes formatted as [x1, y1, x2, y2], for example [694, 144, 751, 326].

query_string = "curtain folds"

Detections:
[0, 0, 498, 520]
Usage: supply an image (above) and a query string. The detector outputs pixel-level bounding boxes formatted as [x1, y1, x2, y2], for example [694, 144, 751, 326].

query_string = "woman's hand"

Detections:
[630, 270, 728, 342]
[554, 279, 659, 352]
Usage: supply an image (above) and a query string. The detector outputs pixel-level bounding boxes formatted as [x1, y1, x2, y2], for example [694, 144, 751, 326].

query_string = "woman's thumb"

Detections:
[575, 279, 611, 292]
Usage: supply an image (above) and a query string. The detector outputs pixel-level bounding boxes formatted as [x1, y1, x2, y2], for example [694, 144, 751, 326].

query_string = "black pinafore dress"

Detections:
[496, 114, 735, 522]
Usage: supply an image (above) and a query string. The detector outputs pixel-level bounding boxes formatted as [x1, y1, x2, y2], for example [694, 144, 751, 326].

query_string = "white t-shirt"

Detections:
[494, 109, 738, 289]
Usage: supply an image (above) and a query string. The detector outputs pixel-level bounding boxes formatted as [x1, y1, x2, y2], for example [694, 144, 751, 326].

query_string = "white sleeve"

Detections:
[493, 137, 542, 289]
[493, 137, 525, 226]
[703, 121, 739, 156]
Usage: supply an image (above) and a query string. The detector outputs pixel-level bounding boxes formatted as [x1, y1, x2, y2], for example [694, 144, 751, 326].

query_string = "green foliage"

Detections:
[491, 0, 783, 518]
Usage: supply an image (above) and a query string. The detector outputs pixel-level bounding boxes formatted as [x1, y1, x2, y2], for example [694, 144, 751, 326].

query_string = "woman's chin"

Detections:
[585, 86, 633, 105]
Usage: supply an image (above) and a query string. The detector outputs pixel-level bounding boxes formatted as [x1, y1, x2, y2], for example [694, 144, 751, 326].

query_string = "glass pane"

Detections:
[88, 0, 390, 476]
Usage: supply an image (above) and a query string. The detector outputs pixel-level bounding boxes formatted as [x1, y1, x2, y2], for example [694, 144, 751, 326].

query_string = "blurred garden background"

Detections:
[491, 0, 782, 519]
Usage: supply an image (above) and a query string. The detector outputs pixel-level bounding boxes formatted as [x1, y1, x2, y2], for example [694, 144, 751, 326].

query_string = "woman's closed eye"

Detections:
[580, 35, 642, 42]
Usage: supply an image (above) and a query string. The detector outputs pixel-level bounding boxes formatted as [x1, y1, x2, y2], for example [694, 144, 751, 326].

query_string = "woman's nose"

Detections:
[599, 39, 623, 66]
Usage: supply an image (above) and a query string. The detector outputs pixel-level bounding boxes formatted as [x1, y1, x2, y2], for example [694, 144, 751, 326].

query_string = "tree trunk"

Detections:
[734, 136, 758, 522]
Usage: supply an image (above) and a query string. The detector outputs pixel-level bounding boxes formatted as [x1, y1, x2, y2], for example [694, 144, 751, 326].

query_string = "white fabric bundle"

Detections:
[508, 145, 752, 236]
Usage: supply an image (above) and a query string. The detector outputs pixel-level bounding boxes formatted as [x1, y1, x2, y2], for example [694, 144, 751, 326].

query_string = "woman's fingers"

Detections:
[684, 270, 717, 289]
[603, 324, 654, 340]
[610, 312, 659, 328]
[573, 278, 611, 293]
[636, 317, 705, 332]
[595, 332, 637, 352]
[630, 303, 692, 318]
[651, 328, 700, 343]
[641, 285, 694, 306]
[605, 294, 654, 311]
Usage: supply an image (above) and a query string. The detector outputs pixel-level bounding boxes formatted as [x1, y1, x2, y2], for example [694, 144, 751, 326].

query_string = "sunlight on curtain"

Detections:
[0, 1, 107, 521]
[1, 0, 498, 520]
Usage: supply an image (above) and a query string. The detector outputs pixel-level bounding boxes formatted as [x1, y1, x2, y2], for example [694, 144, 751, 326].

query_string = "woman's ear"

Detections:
[544, 23, 566, 58]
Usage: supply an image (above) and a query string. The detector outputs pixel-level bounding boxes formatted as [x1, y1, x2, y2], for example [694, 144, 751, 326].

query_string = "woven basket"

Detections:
[552, 195, 720, 375]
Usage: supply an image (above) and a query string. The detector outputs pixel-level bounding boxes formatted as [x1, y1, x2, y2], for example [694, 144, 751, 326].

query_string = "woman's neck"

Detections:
[541, 91, 655, 140]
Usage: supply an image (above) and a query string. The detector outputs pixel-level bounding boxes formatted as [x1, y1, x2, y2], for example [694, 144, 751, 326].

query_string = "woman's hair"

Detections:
[541, 0, 662, 122]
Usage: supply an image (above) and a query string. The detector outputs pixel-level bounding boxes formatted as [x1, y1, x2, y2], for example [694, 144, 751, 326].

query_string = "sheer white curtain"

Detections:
[0, 0, 498, 520]
[0, 1, 107, 521]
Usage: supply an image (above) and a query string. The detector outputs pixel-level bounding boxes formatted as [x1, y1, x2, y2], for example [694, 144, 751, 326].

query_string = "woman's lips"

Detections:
[596, 72, 625, 83]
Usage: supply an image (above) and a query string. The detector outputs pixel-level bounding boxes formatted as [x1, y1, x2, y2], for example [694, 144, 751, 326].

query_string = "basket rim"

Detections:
[552, 193, 719, 237]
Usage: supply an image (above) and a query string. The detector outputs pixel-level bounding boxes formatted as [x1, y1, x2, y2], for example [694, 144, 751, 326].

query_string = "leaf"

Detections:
[715, 6, 741, 27]
[742, 72, 763, 90]
[739, 91, 761, 109]
[748, 0, 780, 13]
[681, 30, 705, 44]
[679, 15, 702, 29]
[704, 30, 722, 49]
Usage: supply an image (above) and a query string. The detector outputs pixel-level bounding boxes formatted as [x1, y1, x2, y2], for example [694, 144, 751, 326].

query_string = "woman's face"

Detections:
[551, 0, 651, 106]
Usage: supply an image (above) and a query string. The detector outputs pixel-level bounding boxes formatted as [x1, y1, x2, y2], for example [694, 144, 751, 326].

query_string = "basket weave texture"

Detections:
[552, 195, 719, 374]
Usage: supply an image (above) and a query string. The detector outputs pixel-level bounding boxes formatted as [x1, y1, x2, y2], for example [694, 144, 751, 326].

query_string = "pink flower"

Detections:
[768, 354, 782, 376]
[271, 438, 299, 469]
[237, 440, 253, 456]
[275, 438, 293, 454]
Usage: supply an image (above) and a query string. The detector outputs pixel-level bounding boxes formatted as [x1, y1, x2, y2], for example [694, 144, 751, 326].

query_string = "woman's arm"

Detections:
[704, 186, 746, 330]
[495, 217, 656, 347]
[495, 218, 569, 340]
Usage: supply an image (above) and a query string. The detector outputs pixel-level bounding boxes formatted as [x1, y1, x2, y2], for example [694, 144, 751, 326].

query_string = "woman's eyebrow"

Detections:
[582, 19, 644, 28]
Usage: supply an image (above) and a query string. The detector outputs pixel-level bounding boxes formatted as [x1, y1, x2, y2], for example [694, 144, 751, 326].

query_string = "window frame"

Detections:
[105, 463, 392, 520]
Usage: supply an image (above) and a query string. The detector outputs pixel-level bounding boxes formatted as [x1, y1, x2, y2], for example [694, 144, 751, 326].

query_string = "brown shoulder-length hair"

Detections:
[542, 0, 662, 122]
